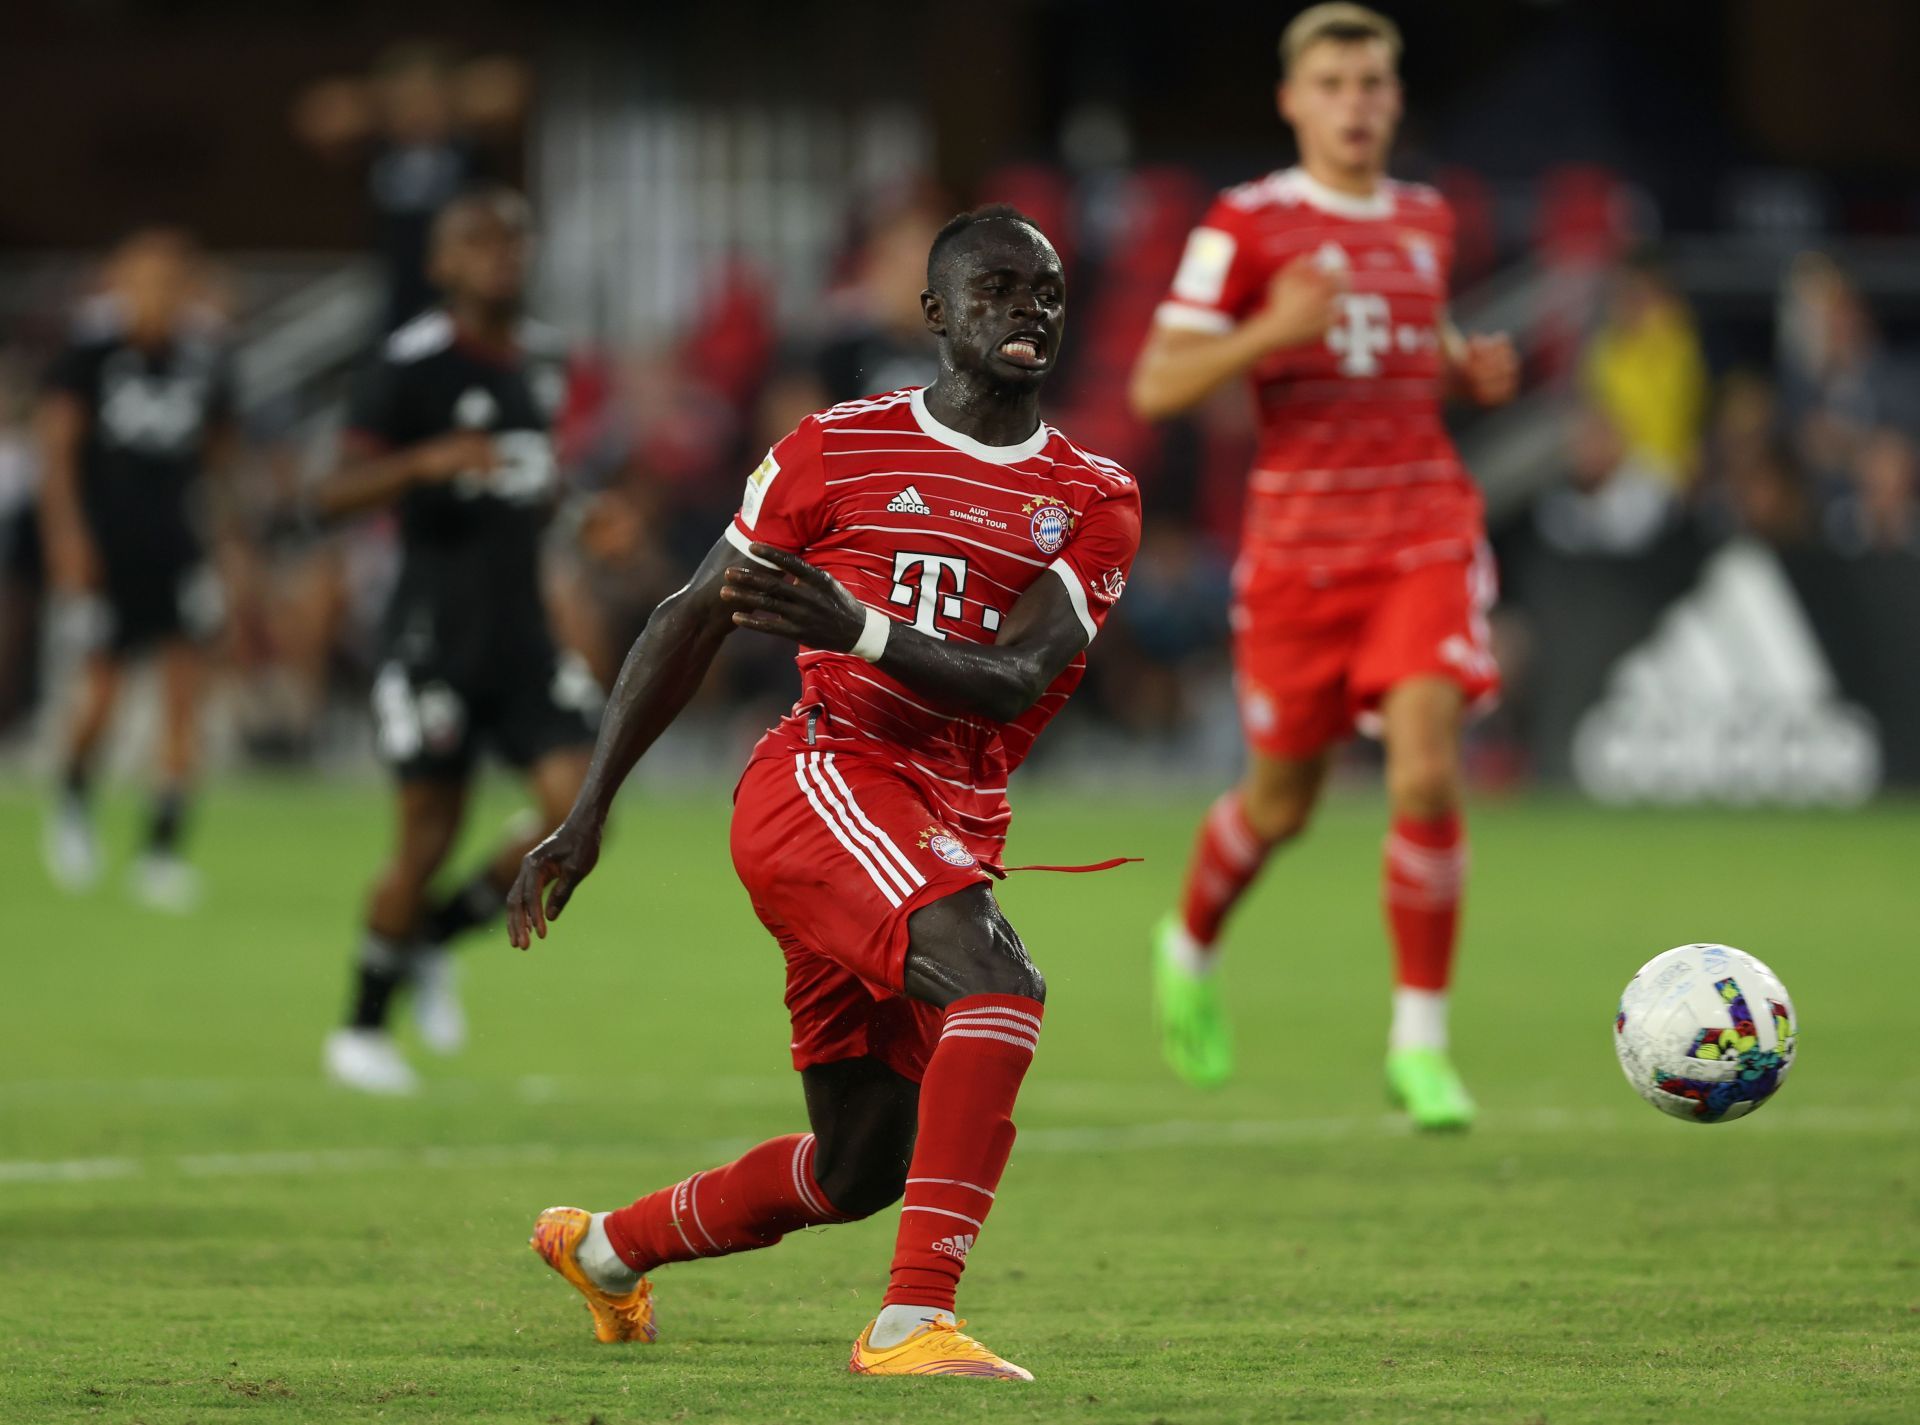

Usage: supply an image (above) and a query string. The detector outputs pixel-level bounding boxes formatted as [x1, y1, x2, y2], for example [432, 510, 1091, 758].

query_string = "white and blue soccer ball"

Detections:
[1613, 943, 1798, 1123]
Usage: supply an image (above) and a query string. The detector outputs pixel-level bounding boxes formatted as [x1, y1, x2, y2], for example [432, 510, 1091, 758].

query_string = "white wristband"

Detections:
[850, 607, 890, 663]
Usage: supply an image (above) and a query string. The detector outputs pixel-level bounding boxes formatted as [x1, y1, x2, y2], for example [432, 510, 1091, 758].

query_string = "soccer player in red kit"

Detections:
[509, 207, 1139, 1378]
[1129, 4, 1518, 1124]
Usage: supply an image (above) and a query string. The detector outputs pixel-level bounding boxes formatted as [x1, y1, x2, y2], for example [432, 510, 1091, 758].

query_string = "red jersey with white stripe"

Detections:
[725, 386, 1141, 852]
[1157, 166, 1479, 579]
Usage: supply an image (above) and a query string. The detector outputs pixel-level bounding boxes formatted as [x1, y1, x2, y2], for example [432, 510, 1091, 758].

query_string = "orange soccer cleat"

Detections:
[848, 1317, 1033, 1380]
[529, 1206, 658, 1343]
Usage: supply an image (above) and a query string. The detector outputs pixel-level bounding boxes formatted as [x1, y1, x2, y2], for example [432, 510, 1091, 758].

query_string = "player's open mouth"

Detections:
[996, 333, 1049, 369]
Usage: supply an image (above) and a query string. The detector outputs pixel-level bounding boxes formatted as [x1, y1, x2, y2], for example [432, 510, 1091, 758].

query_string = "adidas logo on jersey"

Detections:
[932, 1233, 975, 1260]
[886, 485, 933, 516]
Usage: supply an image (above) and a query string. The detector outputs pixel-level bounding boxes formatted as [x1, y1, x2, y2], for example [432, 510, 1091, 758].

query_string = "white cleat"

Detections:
[411, 947, 467, 1055]
[44, 801, 101, 892]
[324, 1029, 420, 1096]
[129, 853, 203, 914]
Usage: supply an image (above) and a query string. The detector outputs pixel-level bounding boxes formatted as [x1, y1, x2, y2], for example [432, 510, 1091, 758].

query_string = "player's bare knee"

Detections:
[1387, 757, 1460, 821]
[974, 921, 1045, 1002]
[904, 886, 1044, 1005]
[1240, 782, 1316, 844]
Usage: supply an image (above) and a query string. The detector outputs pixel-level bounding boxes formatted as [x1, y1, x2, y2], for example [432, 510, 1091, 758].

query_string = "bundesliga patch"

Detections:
[740, 449, 779, 529]
[1170, 226, 1235, 305]
[919, 825, 977, 868]
[1024, 496, 1074, 555]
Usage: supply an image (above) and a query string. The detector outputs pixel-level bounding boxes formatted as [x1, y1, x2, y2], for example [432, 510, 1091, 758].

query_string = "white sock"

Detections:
[577, 1211, 641, 1293]
[1390, 987, 1449, 1052]
[868, 1303, 955, 1350]
[1163, 919, 1218, 978]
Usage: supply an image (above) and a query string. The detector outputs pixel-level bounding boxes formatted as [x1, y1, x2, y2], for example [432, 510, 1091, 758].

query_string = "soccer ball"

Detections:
[1613, 943, 1797, 1123]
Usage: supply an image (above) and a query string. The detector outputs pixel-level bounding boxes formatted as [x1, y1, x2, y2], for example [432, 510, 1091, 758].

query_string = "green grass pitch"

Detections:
[1, 778, 1914, 1423]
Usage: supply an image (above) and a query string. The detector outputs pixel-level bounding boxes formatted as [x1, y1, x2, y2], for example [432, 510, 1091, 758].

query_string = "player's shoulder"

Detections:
[515, 317, 571, 362]
[382, 309, 457, 367]
[1206, 170, 1294, 228]
[811, 386, 918, 428]
[1042, 426, 1139, 501]
[1385, 177, 1453, 228]
[1212, 168, 1450, 229]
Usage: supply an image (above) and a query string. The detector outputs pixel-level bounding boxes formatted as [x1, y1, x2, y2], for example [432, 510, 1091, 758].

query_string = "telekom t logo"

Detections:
[1327, 292, 1392, 377]
[890, 551, 969, 638]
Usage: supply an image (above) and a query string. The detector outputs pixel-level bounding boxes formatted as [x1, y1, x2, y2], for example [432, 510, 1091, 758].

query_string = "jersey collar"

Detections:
[910, 386, 1049, 465]
[1283, 166, 1395, 221]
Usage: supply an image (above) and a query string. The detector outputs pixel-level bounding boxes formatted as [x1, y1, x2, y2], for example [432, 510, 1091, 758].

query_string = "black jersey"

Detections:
[346, 308, 572, 676]
[45, 320, 232, 567]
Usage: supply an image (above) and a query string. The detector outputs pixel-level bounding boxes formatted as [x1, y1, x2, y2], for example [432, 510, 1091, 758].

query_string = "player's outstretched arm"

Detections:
[1128, 257, 1345, 421]
[723, 544, 1086, 725]
[309, 431, 499, 519]
[506, 534, 739, 948]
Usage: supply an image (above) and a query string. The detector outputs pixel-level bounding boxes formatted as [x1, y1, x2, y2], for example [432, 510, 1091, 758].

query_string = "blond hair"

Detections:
[1280, 3, 1403, 76]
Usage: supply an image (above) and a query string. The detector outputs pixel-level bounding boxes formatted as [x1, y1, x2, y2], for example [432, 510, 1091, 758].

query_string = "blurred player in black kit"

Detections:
[315, 188, 600, 1094]
[39, 229, 237, 912]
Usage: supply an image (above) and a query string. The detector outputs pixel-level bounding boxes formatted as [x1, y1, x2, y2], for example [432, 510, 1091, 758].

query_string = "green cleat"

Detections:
[1152, 914, 1234, 1088]
[1385, 1047, 1477, 1131]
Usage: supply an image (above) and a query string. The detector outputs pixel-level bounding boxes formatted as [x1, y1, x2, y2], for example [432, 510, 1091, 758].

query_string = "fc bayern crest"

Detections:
[1028, 499, 1072, 555]
[920, 825, 977, 868]
[1404, 235, 1438, 281]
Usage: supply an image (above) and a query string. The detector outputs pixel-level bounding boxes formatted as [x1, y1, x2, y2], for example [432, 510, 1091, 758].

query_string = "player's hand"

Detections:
[411, 431, 498, 483]
[1251, 257, 1347, 352]
[506, 817, 601, 949]
[721, 545, 867, 652]
[1453, 333, 1520, 407]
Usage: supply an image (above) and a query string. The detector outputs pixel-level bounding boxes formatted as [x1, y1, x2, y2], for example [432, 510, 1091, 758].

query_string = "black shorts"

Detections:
[2, 506, 43, 585]
[98, 551, 223, 656]
[370, 641, 601, 781]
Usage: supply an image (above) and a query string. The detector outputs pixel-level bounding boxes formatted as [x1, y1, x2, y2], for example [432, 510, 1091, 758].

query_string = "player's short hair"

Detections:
[926, 204, 1046, 289]
[1279, 3, 1403, 77]
[111, 226, 198, 264]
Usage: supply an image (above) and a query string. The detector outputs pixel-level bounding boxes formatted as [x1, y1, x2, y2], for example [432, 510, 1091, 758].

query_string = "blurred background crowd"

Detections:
[2, 0, 1917, 799]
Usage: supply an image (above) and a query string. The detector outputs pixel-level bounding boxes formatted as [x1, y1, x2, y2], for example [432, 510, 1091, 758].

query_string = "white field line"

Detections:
[0, 1104, 1911, 1188]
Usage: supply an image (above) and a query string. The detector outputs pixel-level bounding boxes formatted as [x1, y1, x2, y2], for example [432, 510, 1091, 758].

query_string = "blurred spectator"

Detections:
[1725, 438, 1814, 550]
[1700, 371, 1811, 549]
[293, 46, 530, 334]
[1095, 516, 1231, 737]
[1581, 250, 1708, 491]
[1534, 400, 1678, 556]
[1777, 254, 1916, 484]
[1826, 428, 1919, 556]
[807, 202, 942, 404]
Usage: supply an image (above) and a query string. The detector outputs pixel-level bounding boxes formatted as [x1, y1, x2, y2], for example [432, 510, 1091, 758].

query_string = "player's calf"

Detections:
[797, 1056, 919, 1219]
[865, 888, 1047, 1358]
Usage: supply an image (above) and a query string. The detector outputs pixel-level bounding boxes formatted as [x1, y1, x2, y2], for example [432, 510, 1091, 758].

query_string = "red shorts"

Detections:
[1232, 549, 1500, 761]
[730, 743, 996, 1082]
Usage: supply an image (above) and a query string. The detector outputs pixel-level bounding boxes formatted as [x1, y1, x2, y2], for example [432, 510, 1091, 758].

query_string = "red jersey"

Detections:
[725, 386, 1141, 851]
[1157, 166, 1479, 579]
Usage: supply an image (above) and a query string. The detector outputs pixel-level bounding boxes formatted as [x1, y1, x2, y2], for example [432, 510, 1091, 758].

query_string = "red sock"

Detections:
[604, 1133, 844, 1275]
[884, 994, 1042, 1313]
[1179, 791, 1279, 947]
[1383, 812, 1466, 990]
